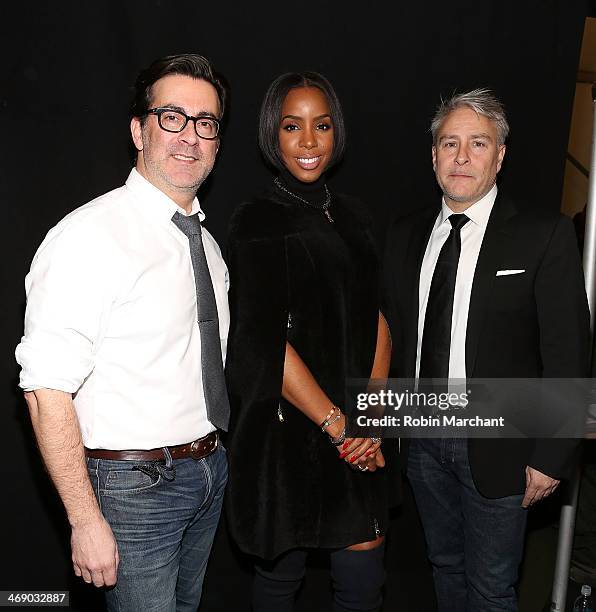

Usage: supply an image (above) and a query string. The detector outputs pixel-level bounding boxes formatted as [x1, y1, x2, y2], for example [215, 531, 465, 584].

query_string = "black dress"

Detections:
[225, 178, 389, 560]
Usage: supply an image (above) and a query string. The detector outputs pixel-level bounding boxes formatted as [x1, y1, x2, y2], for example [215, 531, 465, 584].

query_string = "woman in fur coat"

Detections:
[225, 72, 393, 612]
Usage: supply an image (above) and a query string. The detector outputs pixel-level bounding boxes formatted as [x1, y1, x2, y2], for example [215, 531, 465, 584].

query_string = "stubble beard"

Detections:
[149, 149, 215, 198]
[437, 173, 495, 208]
[140, 127, 216, 198]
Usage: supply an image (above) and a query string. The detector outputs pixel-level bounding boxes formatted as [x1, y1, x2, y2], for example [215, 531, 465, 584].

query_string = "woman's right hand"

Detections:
[347, 447, 385, 472]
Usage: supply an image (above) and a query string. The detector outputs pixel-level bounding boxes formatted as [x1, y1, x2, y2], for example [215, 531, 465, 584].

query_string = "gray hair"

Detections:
[430, 88, 509, 146]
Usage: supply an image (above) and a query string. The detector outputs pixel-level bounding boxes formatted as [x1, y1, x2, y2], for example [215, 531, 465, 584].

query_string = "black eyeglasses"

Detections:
[146, 107, 220, 140]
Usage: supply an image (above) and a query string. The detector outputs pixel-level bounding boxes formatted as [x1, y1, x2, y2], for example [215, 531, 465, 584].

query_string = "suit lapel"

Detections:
[405, 208, 438, 378]
[465, 194, 517, 376]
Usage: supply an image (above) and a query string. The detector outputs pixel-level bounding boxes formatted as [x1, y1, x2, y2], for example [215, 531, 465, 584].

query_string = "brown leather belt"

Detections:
[84, 431, 218, 461]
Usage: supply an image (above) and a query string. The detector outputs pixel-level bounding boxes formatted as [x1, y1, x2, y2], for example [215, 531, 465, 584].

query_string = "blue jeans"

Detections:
[87, 444, 227, 612]
[407, 438, 527, 612]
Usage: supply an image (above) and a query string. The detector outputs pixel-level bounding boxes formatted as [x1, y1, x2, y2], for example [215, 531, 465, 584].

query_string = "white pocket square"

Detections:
[496, 269, 525, 276]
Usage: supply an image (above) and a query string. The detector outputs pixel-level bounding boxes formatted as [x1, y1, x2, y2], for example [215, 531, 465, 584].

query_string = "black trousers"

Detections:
[252, 544, 385, 612]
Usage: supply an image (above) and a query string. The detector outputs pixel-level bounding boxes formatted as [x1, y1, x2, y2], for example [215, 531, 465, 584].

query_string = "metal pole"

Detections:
[551, 83, 596, 611]
[583, 84, 596, 324]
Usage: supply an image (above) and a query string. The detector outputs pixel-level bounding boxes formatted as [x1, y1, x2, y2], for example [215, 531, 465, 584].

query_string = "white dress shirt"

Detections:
[416, 185, 497, 381]
[16, 169, 230, 449]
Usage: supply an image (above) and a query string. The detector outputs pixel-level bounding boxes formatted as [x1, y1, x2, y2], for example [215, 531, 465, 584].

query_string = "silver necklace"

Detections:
[274, 177, 334, 223]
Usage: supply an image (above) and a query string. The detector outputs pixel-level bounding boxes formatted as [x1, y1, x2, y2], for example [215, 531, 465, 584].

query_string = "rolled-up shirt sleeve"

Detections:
[16, 218, 114, 393]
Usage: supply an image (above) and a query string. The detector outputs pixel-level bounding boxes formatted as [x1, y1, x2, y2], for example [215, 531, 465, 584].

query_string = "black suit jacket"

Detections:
[383, 192, 590, 498]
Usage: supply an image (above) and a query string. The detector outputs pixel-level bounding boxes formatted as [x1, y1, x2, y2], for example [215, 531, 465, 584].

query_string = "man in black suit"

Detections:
[383, 89, 590, 611]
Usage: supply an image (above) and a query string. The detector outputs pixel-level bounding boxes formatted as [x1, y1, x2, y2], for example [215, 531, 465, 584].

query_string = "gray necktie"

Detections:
[172, 211, 230, 431]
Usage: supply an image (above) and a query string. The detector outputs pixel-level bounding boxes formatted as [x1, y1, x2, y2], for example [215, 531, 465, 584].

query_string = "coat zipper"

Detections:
[278, 312, 293, 423]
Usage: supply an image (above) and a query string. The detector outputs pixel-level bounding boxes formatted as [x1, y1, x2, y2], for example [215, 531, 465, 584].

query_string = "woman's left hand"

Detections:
[340, 437, 382, 466]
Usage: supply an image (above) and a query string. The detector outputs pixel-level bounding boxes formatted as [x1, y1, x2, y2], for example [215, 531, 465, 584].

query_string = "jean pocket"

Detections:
[102, 468, 162, 494]
[87, 464, 98, 489]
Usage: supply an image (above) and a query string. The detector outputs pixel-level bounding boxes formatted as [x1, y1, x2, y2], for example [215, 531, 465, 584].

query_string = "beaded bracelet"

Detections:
[322, 412, 342, 433]
[319, 406, 341, 432]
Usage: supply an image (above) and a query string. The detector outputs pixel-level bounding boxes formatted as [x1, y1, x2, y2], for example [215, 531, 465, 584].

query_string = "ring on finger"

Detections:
[358, 464, 368, 471]
[371, 437, 381, 444]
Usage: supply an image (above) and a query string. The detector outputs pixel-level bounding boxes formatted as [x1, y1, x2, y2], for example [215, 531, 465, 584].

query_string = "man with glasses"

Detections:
[16, 54, 229, 611]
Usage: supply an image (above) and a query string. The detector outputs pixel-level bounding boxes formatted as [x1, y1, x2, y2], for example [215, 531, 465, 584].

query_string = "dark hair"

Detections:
[258, 72, 346, 171]
[130, 53, 227, 121]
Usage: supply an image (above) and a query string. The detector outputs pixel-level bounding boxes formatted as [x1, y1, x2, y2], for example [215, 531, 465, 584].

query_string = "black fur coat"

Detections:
[225, 185, 390, 560]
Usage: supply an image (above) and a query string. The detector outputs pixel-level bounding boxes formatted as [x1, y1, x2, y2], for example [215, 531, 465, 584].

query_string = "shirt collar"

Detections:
[125, 168, 205, 223]
[439, 184, 497, 230]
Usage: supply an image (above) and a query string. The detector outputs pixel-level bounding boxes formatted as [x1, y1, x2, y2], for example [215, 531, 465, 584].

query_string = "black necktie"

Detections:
[419, 214, 470, 381]
[172, 212, 230, 431]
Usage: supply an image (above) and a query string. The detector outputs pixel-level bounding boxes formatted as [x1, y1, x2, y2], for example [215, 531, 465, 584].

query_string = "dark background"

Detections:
[1, 1, 594, 610]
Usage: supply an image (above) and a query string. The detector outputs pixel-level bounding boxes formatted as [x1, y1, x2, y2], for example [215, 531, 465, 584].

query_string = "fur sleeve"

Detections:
[225, 200, 289, 428]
